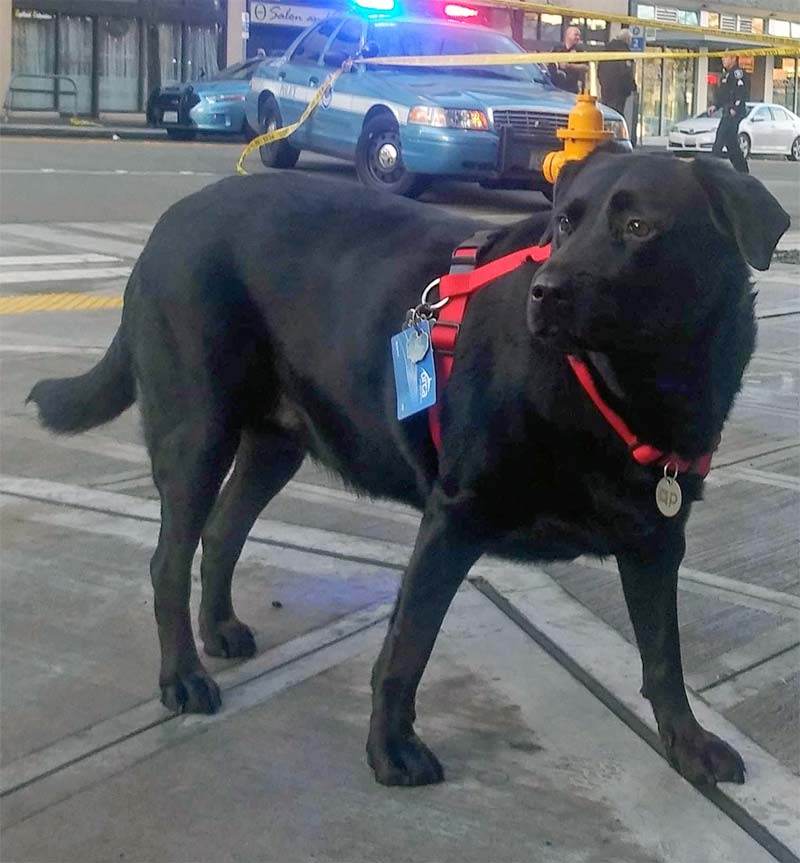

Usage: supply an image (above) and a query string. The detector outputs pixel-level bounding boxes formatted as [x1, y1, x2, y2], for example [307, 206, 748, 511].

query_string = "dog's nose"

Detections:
[530, 273, 564, 303]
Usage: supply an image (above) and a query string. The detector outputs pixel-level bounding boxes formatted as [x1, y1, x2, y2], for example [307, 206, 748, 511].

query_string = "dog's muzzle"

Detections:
[527, 272, 570, 340]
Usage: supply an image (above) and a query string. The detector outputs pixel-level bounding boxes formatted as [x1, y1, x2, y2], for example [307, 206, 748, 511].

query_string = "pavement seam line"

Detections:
[697, 641, 800, 695]
[0, 602, 392, 800]
[470, 577, 800, 863]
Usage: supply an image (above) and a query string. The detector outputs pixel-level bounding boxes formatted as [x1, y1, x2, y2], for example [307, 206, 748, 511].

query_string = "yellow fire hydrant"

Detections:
[542, 93, 614, 185]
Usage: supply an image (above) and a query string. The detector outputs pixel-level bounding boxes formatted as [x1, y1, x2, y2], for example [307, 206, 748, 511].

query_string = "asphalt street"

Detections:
[1, 137, 798, 863]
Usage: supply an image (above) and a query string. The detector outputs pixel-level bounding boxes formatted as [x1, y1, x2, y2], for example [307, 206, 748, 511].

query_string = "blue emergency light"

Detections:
[352, 0, 396, 11]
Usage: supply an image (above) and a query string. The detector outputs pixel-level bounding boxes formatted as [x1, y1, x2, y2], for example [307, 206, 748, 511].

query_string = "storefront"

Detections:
[630, 2, 800, 138]
[10, 0, 225, 115]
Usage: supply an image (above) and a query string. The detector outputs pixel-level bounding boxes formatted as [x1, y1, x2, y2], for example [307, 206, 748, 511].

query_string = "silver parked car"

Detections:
[668, 102, 800, 161]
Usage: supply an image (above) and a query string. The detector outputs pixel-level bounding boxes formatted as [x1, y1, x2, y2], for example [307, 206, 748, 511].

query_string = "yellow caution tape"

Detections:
[236, 66, 346, 175]
[0, 293, 123, 314]
[360, 46, 799, 67]
[477, 0, 799, 49]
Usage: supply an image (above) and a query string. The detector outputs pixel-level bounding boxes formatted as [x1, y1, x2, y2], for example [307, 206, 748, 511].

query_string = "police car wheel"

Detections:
[790, 137, 800, 162]
[258, 95, 300, 169]
[738, 133, 751, 160]
[356, 115, 426, 197]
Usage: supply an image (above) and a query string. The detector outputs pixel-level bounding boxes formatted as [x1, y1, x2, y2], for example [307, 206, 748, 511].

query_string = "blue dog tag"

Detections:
[391, 320, 437, 420]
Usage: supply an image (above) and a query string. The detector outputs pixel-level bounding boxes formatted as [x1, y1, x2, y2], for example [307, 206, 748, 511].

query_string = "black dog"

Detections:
[29, 149, 789, 789]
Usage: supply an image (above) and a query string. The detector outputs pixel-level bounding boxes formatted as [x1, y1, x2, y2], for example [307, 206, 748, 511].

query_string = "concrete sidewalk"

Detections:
[1, 474, 797, 863]
[0, 571, 790, 863]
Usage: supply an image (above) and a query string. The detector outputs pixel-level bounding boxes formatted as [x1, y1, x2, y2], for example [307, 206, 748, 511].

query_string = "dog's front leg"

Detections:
[367, 489, 482, 786]
[616, 539, 745, 786]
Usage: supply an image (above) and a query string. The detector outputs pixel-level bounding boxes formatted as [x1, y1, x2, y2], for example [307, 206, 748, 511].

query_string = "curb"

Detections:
[0, 124, 167, 141]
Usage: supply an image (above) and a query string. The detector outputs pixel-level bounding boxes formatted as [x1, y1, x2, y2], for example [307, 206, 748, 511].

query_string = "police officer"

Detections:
[709, 54, 749, 173]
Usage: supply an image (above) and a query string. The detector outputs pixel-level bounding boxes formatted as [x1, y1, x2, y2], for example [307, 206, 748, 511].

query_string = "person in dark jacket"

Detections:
[548, 26, 589, 94]
[598, 30, 637, 115]
[709, 54, 750, 173]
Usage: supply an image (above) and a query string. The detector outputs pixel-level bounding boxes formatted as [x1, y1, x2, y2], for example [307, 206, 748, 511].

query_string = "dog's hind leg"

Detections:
[148, 418, 239, 714]
[617, 541, 746, 786]
[367, 489, 483, 786]
[199, 428, 304, 659]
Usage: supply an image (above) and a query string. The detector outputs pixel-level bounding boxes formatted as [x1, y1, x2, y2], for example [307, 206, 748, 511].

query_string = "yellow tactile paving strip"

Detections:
[0, 293, 124, 314]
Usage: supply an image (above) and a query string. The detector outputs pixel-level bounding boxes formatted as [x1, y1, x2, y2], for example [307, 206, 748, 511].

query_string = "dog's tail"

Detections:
[27, 316, 135, 435]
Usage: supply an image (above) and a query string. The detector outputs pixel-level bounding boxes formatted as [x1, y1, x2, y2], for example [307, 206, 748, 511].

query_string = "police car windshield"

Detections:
[366, 21, 548, 83]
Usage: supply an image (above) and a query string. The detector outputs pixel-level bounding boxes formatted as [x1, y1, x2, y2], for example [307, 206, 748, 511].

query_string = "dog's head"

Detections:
[528, 149, 790, 353]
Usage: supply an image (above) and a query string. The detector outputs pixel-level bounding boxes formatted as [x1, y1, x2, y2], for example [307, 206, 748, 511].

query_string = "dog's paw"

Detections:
[366, 730, 445, 787]
[663, 723, 746, 787]
[201, 617, 256, 659]
[160, 668, 222, 715]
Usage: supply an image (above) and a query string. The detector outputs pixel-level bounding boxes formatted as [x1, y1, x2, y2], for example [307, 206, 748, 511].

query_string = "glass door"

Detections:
[98, 17, 140, 110]
[58, 15, 93, 114]
[10, 10, 56, 109]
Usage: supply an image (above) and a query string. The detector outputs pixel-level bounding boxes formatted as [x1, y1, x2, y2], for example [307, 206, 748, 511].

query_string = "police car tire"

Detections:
[355, 115, 426, 197]
[258, 96, 300, 169]
[738, 132, 751, 160]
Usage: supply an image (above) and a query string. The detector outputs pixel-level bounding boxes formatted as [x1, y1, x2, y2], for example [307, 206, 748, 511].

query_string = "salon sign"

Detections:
[250, 2, 340, 27]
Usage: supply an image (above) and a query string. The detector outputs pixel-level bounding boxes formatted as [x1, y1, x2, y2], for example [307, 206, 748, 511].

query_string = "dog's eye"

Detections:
[558, 215, 572, 234]
[626, 219, 651, 238]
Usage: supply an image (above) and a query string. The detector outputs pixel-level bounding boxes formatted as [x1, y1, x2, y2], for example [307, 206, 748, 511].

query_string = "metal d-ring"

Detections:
[663, 462, 679, 482]
[421, 278, 449, 311]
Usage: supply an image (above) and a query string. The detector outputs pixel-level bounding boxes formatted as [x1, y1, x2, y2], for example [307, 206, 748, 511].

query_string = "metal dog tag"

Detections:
[655, 475, 682, 518]
[406, 328, 430, 364]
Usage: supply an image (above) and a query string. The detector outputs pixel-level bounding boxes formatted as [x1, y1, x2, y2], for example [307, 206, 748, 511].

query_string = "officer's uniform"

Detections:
[711, 62, 749, 173]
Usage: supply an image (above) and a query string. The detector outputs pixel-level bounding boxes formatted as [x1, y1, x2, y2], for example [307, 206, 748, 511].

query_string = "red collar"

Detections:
[426, 235, 716, 478]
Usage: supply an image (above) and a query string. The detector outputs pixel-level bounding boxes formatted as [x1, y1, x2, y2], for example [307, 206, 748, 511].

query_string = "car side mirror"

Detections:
[361, 41, 379, 59]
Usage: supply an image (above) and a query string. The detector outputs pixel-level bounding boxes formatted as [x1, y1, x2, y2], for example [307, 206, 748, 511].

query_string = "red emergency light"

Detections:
[444, 3, 479, 17]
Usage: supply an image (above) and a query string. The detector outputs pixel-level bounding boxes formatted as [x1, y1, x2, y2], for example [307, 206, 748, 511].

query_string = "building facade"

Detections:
[2, 0, 798, 133]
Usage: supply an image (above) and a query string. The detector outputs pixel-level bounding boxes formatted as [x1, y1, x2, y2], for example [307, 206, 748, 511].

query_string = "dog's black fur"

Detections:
[29, 149, 789, 788]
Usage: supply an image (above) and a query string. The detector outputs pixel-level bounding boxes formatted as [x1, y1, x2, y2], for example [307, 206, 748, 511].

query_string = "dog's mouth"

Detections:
[526, 294, 580, 351]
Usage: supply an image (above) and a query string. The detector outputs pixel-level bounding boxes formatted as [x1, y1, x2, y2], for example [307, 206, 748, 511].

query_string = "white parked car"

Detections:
[668, 102, 800, 161]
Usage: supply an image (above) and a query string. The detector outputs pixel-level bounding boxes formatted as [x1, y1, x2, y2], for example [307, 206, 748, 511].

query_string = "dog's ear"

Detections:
[691, 157, 790, 271]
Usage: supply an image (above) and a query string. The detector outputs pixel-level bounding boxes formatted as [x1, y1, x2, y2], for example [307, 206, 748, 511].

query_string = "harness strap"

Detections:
[427, 238, 552, 451]
[566, 356, 715, 477]
[425, 234, 716, 478]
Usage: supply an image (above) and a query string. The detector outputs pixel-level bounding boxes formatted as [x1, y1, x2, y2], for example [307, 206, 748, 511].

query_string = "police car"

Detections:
[243, 1, 630, 196]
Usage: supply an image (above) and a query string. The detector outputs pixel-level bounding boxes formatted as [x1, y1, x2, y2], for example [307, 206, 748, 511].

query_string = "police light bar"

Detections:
[444, 3, 479, 17]
[353, 0, 395, 10]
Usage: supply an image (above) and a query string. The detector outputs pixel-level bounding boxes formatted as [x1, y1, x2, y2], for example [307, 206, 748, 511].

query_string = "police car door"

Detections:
[277, 17, 342, 145]
[314, 17, 366, 157]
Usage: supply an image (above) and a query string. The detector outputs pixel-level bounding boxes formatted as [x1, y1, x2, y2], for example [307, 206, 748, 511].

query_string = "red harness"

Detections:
[426, 236, 715, 478]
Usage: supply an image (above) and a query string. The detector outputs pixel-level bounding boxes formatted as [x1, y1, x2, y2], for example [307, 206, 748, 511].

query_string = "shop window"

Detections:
[10, 9, 56, 109]
[158, 23, 182, 86]
[539, 13, 562, 45]
[772, 57, 798, 113]
[768, 19, 790, 38]
[185, 25, 220, 81]
[98, 17, 140, 111]
[58, 16, 92, 114]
